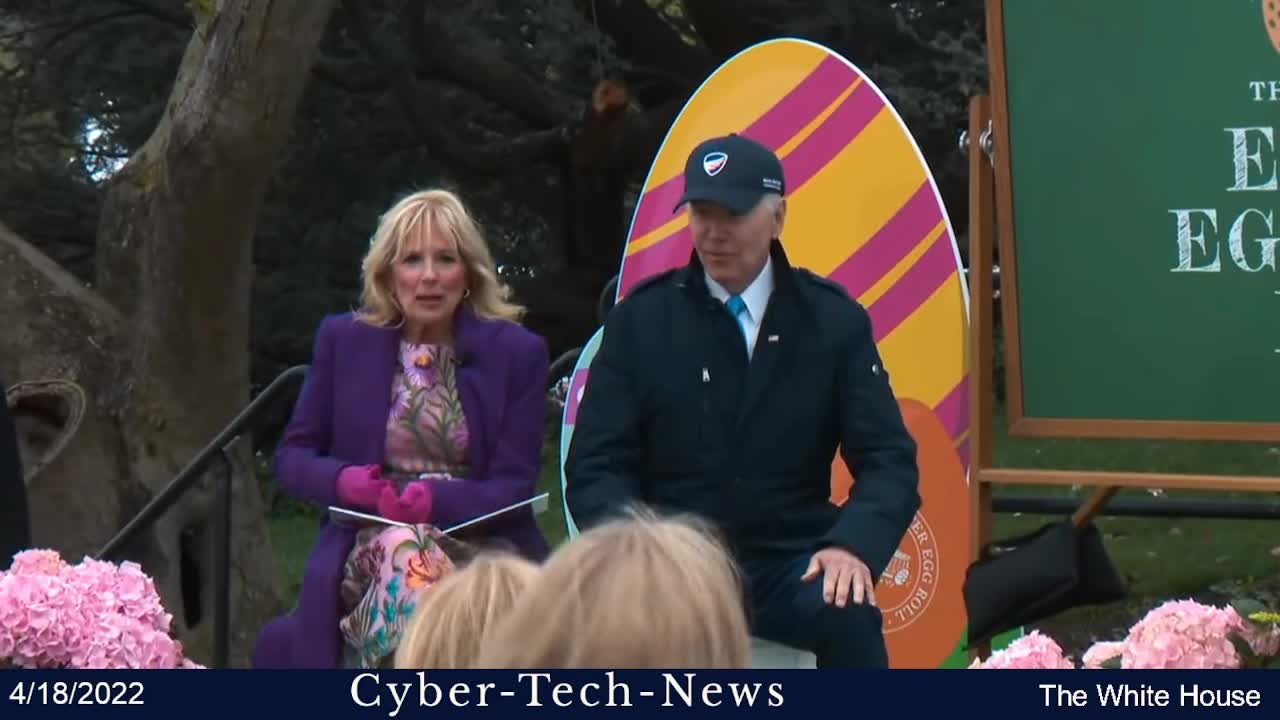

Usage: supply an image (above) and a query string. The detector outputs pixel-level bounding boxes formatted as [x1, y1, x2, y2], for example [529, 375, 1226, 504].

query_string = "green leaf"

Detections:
[1230, 634, 1260, 668]
[1101, 656, 1122, 669]
[1233, 597, 1267, 620]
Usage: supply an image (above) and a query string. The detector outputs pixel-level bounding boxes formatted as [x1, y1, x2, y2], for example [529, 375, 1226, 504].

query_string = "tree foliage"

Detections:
[2, 0, 986, 387]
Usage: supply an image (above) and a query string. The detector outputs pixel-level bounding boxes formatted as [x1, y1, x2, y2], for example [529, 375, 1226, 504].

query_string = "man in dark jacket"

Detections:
[564, 133, 921, 668]
[0, 383, 31, 570]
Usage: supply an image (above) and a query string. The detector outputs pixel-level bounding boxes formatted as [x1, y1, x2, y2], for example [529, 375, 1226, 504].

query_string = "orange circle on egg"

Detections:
[830, 398, 970, 668]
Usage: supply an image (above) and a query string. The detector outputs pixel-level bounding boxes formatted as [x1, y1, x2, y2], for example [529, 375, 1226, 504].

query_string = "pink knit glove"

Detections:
[336, 465, 389, 510]
[376, 482, 433, 524]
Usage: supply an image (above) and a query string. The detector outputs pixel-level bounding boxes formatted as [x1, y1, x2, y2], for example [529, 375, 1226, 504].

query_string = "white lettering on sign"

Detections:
[1229, 209, 1279, 271]
[1225, 127, 1278, 191]
[1169, 209, 1221, 272]
[1247, 80, 1280, 102]
[1168, 208, 1279, 273]
[1168, 124, 1278, 274]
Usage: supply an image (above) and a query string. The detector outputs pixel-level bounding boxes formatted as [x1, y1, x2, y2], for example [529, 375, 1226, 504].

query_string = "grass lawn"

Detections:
[977, 405, 1280, 653]
[990, 405, 1280, 591]
[266, 402, 1280, 658]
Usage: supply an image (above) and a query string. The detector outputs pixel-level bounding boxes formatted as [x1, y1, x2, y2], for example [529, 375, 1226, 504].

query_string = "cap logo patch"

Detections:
[702, 151, 728, 176]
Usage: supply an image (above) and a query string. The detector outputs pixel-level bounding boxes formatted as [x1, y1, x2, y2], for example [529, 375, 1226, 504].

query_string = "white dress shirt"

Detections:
[704, 257, 775, 358]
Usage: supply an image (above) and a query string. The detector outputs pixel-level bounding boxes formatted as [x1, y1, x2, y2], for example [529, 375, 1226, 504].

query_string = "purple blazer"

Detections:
[251, 307, 551, 669]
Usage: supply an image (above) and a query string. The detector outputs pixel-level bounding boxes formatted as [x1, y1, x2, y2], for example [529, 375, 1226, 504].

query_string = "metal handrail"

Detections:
[95, 364, 309, 669]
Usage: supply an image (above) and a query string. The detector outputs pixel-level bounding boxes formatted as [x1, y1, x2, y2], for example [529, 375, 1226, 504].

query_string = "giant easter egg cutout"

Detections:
[562, 37, 984, 666]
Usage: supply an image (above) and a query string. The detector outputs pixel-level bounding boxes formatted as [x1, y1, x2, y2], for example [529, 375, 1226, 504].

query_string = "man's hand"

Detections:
[802, 546, 875, 608]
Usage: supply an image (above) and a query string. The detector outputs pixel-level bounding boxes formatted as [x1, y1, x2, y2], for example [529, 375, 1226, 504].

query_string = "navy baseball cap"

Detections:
[673, 133, 785, 215]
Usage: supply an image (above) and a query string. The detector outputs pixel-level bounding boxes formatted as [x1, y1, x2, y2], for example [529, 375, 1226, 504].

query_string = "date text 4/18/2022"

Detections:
[9, 681, 146, 706]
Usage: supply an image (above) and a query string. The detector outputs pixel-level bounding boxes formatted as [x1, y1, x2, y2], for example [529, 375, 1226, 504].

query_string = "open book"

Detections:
[327, 492, 550, 535]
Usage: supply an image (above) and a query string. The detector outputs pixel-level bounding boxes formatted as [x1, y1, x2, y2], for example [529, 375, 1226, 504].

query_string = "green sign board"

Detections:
[989, 0, 1280, 441]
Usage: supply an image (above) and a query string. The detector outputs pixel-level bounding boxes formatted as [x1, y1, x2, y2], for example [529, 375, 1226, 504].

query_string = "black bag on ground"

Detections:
[962, 520, 1127, 648]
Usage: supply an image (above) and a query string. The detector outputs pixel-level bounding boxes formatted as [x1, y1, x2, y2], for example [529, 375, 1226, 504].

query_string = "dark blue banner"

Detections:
[1, 670, 1274, 717]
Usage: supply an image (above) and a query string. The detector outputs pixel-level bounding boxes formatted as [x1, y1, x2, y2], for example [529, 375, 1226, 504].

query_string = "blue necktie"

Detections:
[726, 295, 749, 347]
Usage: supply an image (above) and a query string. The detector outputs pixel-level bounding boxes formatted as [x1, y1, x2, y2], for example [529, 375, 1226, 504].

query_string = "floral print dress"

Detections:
[336, 340, 478, 669]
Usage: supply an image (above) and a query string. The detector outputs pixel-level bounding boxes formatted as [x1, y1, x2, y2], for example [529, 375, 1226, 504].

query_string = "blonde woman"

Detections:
[394, 553, 540, 669]
[253, 189, 552, 669]
[476, 508, 752, 668]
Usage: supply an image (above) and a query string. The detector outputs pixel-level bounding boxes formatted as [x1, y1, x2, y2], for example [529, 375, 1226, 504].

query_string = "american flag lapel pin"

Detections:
[767, 334, 779, 343]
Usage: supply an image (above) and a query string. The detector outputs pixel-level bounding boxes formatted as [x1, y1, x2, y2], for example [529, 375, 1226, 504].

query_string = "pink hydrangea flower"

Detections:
[0, 549, 198, 669]
[1122, 599, 1245, 669]
[970, 631, 1075, 669]
[9, 549, 68, 576]
[1242, 624, 1280, 657]
[1082, 641, 1125, 668]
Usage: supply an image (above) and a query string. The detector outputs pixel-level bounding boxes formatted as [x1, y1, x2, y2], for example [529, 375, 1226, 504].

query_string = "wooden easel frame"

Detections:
[983, 0, 1280, 445]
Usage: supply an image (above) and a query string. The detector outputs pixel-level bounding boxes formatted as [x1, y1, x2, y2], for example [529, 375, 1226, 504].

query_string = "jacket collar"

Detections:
[678, 238, 802, 301]
[360, 302, 498, 366]
[703, 255, 774, 324]
[452, 303, 499, 363]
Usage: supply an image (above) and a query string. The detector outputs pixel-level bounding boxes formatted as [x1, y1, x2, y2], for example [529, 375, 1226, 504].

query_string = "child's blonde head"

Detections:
[394, 552, 540, 669]
[476, 508, 752, 668]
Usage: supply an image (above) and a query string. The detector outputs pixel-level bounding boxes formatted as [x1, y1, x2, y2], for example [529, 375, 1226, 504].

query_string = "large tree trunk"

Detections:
[1, 0, 338, 668]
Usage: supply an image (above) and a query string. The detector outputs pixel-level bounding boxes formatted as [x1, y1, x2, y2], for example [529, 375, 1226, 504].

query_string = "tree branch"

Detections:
[341, 0, 572, 175]
[409, 101, 572, 175]
[575, 0, 715, 102]
[110, 0, 388, 98]
[680, 0, 776, 59]
[618, 96, 684, 175]
[107, 0, 192, 29]
[311, 55, 387, 94]
[39, 11, 150, 53]
[341, 0, 432, 130]
[342, 0, 574, 129]
[412, 12, 572, 129]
